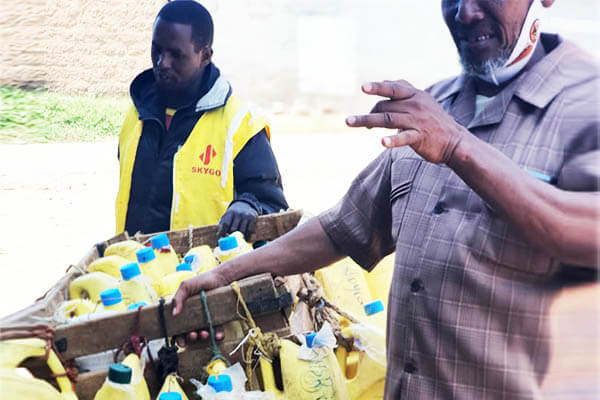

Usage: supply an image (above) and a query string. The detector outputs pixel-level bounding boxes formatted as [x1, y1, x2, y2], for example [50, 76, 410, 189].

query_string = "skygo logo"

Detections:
[193, 144, 221, 176]
[199, 144, 216, 165]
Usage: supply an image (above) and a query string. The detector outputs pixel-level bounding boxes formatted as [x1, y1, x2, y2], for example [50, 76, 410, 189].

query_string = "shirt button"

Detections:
[433, 202, 446, 214]
[410, 279, 424, 293]
[404, 361, 417, 374]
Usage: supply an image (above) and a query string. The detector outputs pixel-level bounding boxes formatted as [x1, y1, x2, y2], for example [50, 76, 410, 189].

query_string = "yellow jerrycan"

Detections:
[136, 247, 166, 293]
[105, 240, 145, 261]
[183, 245, 218, 273]
[54, 299, 96, 324]
[121, 353, 150, 400]
[69, 272, 119, 303]
[259, 339, 349, 400]
[118, 262, 158, 306]
[0, 338, 78, 400]
[157, 373, 189, 400]
[88, 255, 131, 278]
[213, 233, 252, 264]
[150, 233, 180, 277]
[158, 263, 195, 299]
[94, 363, 136, 400]
[336, 300, 387, 400]
[363, 253, 395, 311]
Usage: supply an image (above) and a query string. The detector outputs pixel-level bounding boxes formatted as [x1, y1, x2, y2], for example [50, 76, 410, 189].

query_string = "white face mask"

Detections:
[479, 0, 544, 86]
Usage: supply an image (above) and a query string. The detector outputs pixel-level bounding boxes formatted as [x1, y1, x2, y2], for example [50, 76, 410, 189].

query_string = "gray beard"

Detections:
[459, 47, 511, 80]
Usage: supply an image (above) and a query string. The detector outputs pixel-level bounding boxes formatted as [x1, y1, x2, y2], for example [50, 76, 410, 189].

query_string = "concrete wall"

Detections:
[1, 0, 598, 113]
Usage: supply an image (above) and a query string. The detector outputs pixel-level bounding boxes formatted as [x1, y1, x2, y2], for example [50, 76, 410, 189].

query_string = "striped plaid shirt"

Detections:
[319, 34, 599, 399]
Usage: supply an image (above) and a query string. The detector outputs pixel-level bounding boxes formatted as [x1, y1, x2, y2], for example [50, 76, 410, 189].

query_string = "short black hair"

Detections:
[156, 1, 214, 52]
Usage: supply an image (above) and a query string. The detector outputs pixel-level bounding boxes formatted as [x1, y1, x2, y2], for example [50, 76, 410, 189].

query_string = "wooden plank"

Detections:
[53, 274, 284, 359]
[105, 209, 304, 254]
[73, 313, 290, 400]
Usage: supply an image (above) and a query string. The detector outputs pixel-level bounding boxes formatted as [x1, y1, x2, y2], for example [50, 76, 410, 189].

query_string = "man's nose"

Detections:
[455, 0, 485, 25]
[157, 53, 172, 70]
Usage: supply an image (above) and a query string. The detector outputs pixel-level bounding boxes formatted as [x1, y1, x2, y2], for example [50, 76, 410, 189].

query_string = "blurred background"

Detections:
[0, 1, 599, 397]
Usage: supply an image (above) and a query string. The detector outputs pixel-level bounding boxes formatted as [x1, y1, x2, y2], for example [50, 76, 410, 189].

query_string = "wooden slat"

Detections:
[73, 313, 290, 400]
[105, 209, 303, 253]
[54, 274, 282, 359]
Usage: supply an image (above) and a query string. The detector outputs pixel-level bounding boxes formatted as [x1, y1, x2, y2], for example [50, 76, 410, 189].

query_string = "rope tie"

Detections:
[115, 305, 147, 362]
[156, 298, 179, 383]
[230, 281, 280, 390]
[200, 290, 230, 372]
[298, 273, 358, 351]
[188, 224, 194, 252]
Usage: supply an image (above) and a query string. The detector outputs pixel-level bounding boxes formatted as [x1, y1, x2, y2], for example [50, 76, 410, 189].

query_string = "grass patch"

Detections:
[0, 86, 129, 143]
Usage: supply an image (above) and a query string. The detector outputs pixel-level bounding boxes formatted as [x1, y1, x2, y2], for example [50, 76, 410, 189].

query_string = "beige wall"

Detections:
[2, 1, 598, 113]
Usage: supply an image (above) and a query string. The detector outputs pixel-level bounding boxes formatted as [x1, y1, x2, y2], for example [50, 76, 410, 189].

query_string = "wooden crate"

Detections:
[0, 210, 305, 399]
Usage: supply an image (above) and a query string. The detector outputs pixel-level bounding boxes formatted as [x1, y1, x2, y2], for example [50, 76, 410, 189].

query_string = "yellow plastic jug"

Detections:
[105, 240, 145, 261]
[158, 263, 195, 298]
[337, 312, 387, 400]
[259, 339, 349, 400]
[363, 254, 395, 311]
[94, 363, 137, 400]
[150, 233, 180, 277]
[136, 247, 166, 293]
[54, 299, 97, 324]
[88, 255, 131, 278]
[121, 353, 150, 400]
[315, 258, 373, 324]
[183, 245, 218, 273]
[69, 272, 119, 303]
[118, 263, 158, 306]
[0, 338, 78, 400]
[213, 233, 252, 264]
[98, 288, 127, 313]
[157, 373, 189, 400]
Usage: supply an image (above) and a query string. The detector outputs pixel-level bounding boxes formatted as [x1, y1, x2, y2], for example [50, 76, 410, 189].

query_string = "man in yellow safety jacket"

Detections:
[115, 1, 288, 237]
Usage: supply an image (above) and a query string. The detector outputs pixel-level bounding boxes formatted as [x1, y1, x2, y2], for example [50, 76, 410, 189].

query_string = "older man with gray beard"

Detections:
[173, 0, 599, 398]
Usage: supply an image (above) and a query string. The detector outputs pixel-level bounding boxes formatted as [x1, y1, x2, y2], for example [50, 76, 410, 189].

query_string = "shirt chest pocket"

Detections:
[390, 158, 422, 240]
[470, 204, 554, 276]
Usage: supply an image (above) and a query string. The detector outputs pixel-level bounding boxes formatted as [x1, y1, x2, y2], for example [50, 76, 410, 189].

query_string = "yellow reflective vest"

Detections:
[115, 91, 269, 234]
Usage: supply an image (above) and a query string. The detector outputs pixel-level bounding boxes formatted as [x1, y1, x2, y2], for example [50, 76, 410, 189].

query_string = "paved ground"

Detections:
[0, 134, 597, 397]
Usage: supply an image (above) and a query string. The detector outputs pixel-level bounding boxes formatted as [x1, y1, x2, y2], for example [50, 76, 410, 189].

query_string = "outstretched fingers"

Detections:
[382, 129, 421, 148]
[362, 80, 417, 100]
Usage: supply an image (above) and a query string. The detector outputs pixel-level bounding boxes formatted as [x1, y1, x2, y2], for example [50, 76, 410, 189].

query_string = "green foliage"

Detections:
[0, 86, 129, 143]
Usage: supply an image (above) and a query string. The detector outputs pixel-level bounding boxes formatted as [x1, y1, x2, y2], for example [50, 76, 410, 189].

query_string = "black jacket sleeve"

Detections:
[233, 129, 289, 215]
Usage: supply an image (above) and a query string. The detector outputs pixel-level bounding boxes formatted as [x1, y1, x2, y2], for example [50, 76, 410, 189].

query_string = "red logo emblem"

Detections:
[199, 144, 216, 165]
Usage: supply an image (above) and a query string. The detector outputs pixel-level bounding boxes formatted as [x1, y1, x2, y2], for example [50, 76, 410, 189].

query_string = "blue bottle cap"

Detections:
[176, 263, 192, 272]
[218, 236, 238, 251]
[108, 363, 131, 384]
[127, 302, 148, 310]
[120, 262, 141, 280]
[136, 247, 156, 263]
[364, 300, 385, 316]
[158, 393, 182, 400]
[305, 332, 317, 348]
[207, 374, 233, 393]
[184, 254, 198, 264]
[150, 233, 170, 249]
[100, 288, 122, 307]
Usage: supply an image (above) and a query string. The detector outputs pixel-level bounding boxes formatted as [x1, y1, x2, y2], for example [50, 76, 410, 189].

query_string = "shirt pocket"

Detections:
[471, 207, 553, 276]
[390, 158, 422, 240]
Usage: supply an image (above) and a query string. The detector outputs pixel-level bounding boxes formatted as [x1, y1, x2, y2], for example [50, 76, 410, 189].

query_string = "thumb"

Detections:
[381, 129, 420, 148]
[172, 282, 188, 316]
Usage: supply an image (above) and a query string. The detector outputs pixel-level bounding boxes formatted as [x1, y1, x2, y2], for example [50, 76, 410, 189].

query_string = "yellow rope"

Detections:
[230, 281, 281, 390]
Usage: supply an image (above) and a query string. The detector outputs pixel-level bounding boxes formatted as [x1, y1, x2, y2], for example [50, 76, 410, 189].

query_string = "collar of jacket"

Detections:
[129, 62, 232, 121]
[430, 33, 597, 110]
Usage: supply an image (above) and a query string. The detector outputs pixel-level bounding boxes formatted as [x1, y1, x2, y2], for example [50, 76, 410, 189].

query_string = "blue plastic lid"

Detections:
[150, 233, 170, 249]
[218, 236, 238, 251]
[158, 393, 182, 400]
[120, 262, 141, 280]
[176, 263, 192, 272]
[184, 254, 198, 264]
[127, 302, 148, 310]
[207, 374, 233, 392]
[364, 300, 385, 316]
[108, 363, 131, 384]
[305, 332, 317, 348]
[136, 247, 156, 263]
[100, 288, 122, 307]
